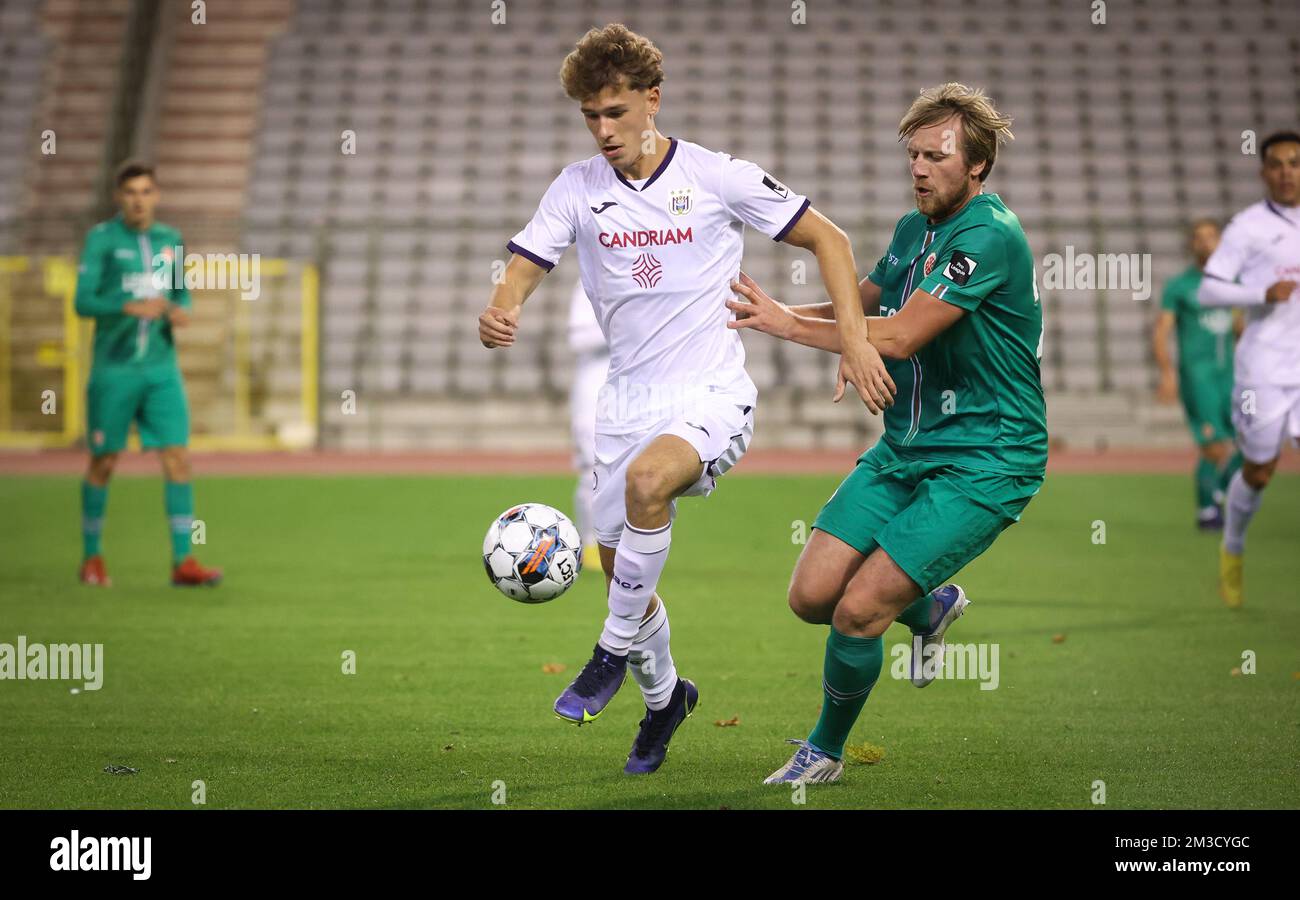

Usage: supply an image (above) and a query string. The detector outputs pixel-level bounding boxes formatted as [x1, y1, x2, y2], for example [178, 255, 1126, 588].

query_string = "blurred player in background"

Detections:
[1152, 218, 1242, 530]
[1197, 130, 1300, 607]
[567, 280, 609, 569]
[478, 24, 893, 774]
[730, 84, 1044, 785]
[74, 161, 222, 588]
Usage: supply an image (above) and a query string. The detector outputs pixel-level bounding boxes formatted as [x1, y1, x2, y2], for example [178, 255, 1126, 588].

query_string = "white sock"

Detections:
[1223, 470, 1261, 555]
[574, 467, 596, 547]
[628, 597, 677, 711]
[598, 519, 671, 655]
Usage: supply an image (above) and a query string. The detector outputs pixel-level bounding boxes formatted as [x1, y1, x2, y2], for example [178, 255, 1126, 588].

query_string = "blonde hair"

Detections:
[898, 83, 1014, 182]
[560, 24, 664, 101]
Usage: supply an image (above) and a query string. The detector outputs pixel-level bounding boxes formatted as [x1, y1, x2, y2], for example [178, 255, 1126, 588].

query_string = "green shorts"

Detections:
[1178, 367, 1234, 446]
[86, 364, 190, 456]
[812, 441, 1043, 595]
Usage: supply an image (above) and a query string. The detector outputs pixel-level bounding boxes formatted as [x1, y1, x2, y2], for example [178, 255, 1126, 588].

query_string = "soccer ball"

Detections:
[482, 503, 583, 603]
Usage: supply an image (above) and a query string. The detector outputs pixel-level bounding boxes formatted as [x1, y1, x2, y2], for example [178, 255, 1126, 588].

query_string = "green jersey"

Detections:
[74, 214, 191, 368]
[1160, 266, 1234, 375]
[866, 192, 1047, 476]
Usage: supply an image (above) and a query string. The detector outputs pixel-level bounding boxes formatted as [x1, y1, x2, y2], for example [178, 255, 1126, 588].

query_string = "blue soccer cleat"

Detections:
[910, 584, 970, 688]
[763, 739, 844, 785]
[553, 643, 628, 725]
[624, 678, 699, 775]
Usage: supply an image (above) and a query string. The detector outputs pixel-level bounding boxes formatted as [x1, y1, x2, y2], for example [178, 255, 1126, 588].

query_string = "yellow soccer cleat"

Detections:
[1219, 545, 1244, 609]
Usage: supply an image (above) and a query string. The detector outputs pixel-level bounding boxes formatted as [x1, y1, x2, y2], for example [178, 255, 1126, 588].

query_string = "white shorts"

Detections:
[592, 396, 755, 547]
[1233, 383, 1300, 464]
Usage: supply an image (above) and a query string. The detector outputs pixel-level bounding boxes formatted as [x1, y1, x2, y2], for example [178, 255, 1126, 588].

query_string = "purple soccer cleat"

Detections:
[910, 583, 970, 688]
[553, 643, 628, 725]
[624, 678, 699, 774]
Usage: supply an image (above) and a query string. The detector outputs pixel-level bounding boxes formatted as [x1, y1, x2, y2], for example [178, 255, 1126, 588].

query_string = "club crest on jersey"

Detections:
[923, 252, 937, 276]
[668, 188, 693, 216]
[631, 252, 663, 289]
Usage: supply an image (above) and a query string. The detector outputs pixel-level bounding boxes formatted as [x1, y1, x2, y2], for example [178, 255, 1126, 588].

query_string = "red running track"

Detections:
[1, 446, 1295, 477]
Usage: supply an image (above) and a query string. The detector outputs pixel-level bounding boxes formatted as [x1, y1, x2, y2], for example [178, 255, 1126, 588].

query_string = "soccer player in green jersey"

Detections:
[74, 161, 222, 588]
[1152, 219, 1242, 530]
[727, 84, 1045, 785]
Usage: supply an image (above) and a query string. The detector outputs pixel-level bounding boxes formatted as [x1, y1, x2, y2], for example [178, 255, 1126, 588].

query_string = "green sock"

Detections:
[1217, 451, 1243, 499]
[164, 481, 194, 563]
[895, 591, 934, 633]
[807, 628, 883, 759]
[1195, 457, 1218, 511]
[81, 481, 108, 560]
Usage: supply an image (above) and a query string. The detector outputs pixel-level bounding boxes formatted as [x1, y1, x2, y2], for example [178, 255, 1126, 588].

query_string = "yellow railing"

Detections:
[0, 255, 319, 451]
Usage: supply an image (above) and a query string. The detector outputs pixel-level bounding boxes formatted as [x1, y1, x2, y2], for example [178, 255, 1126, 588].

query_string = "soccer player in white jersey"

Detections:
[1196, 131, 1300, 607]
[568, 279, 609, 568]
[477, 24, 894, 774]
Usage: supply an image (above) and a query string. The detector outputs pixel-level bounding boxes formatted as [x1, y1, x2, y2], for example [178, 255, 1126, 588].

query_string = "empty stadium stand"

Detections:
[236, 0, 1300, 449]
[3, 0, 1299, 450]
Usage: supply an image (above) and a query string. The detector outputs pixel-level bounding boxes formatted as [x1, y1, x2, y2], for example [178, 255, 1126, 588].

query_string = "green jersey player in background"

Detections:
[74, 161, 222, 588]
[1152, 218, 1242, 530]
[727, 84, 1046, 785]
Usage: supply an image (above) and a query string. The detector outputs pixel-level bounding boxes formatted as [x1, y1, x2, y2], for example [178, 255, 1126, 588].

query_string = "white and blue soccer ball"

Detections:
[482, 503, 583, 603]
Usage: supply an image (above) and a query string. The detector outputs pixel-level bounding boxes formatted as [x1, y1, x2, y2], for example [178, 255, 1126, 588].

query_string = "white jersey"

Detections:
[1202, 199, 1300, 386]
[567, 280, 607, 357]
[509, 137, 810, 434]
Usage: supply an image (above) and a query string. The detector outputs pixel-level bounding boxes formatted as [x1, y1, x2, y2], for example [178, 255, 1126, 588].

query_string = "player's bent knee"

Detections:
[1244, 469, 1271, 490]
[88, 453, 119, 482]
[1202, 442, 1230, 466]
[160, 447, 191, 481]
[1242, 461, 1274, 490]
[623, 463, 673, 512]
[787, 582, 835, 624]
[831, 593, 893, 638]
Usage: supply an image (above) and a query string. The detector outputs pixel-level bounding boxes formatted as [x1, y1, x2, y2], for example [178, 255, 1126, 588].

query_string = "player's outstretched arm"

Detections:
[780, 208, 895, 412]
[478, 253, 549, 348]
[788, 276, 883, 320]
[728, 271, 841, 350]
[734, 285, 961, 358]
[728, 275, 957, 361]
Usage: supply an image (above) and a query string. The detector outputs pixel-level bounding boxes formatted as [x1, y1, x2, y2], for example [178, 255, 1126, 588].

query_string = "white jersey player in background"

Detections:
[477, 24, 894, 775]
[568, 280, 609, 569]
[1196, 130, 1300, 608]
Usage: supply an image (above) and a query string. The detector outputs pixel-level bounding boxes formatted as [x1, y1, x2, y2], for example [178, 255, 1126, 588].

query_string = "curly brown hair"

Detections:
[559, 24, 664, 101]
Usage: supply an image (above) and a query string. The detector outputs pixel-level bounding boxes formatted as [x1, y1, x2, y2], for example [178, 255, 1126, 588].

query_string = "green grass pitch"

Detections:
[1, 471, 1297, 809]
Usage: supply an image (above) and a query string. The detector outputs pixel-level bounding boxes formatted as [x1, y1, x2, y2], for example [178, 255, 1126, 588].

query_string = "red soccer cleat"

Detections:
[79, 555, 112, 587]
[171, 556, 223, 587]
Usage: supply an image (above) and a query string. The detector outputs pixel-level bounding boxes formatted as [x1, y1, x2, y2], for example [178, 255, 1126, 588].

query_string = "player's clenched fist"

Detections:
[479, 306, 519, 348]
